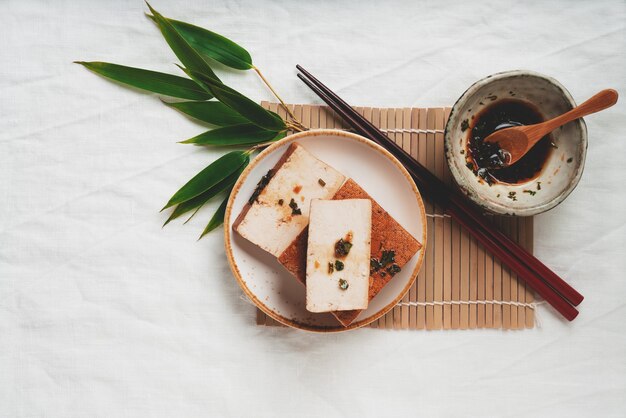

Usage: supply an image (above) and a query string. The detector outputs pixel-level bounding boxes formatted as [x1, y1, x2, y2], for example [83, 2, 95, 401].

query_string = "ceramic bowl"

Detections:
[444, 70, 588, 216]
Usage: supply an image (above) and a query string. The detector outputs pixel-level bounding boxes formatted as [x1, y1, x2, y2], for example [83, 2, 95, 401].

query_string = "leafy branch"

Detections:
[76, 2, 305, 239]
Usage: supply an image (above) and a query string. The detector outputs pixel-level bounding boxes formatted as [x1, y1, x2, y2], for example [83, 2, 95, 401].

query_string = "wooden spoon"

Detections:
[485, 89, 618, 167]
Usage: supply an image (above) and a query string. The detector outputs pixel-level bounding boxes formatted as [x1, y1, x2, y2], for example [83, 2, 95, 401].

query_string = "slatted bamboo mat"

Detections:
[255, 102, 535, 330]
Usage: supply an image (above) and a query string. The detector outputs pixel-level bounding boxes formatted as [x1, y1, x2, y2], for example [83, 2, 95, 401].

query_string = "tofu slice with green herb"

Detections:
[306, 199, 371, 312]
[233, 143, 345, 257]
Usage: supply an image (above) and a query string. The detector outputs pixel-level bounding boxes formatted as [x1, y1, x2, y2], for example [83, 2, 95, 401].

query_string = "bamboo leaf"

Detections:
[198, 192, 230, 239]
[163, 190, 206, 227]
[75, 61, 213, 100]
[162, 150, 248, 210]
[163, 100, 248, 126]
[186, 69, 286, 131]
[148, 16, 253, 70]
[183, 204, 203, 225]
[180, 124, 283, 146]
[146, 2, 220, 82]
[163, 163, 245, 226]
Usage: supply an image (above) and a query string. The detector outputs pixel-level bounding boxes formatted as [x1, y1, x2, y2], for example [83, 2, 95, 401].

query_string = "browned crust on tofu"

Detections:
[232, 143, 301, 232]
[277, 227, 308, 284]
[278, 178, 422, 327]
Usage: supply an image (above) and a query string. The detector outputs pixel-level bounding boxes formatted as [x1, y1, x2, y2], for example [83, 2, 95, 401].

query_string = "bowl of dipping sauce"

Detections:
[444, 70, 587, 216]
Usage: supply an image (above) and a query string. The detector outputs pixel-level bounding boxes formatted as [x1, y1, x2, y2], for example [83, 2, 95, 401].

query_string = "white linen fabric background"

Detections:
[1, 0, 625, 416]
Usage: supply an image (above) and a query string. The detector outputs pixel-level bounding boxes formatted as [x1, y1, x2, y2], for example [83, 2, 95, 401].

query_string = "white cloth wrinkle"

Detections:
[1, 1, 625, 417]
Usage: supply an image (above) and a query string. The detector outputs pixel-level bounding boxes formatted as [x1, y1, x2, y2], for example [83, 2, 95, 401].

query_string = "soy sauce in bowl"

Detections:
[466, 99, 553, 185]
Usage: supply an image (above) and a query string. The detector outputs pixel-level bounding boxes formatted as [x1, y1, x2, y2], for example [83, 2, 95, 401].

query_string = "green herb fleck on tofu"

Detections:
[380, 250, 396, 267]
[370, 257, 382, 274]
[370, 250, 397, 275]
[334, 238, 353, 257]
[249, 170, 273, 205]
[289, 198, 301, 215]
[386, 264, 401, 276]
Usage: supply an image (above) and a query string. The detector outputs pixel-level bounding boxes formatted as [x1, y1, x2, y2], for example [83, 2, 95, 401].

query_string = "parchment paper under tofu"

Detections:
[306, 199, 372, 313]
[233, 143, 345, 257]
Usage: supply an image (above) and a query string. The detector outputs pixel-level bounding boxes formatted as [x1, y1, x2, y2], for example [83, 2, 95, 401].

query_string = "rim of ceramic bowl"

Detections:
[444, 70, 588, 216]
[223, 129, 427, 332]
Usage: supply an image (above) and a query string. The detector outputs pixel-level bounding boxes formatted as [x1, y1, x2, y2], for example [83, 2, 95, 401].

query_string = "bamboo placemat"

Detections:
[255, 102, 535, 330]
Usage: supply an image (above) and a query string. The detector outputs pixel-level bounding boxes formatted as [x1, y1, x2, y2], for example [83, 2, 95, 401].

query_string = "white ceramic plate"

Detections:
[224, 129, 426, 332]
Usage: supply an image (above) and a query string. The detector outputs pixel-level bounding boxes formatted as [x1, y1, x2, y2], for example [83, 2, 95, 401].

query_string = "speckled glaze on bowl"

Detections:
[444, 70, 588, 216]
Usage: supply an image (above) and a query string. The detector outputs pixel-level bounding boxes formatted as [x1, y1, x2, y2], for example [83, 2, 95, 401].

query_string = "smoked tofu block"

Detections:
[233, 143, 345, 257]
[305, 199, 372, 313]
[278, 179, 422, 326]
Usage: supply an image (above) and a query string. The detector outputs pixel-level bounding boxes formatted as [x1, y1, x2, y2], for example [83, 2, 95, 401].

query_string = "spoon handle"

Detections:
[541, 89, 618, 132]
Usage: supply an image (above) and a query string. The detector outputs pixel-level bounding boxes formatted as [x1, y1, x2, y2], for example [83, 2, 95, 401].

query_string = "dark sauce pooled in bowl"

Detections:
[465, 99, 553, 185]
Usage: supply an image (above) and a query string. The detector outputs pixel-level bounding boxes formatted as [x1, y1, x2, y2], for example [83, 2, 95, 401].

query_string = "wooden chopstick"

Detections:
[296, 66, 582, 321]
